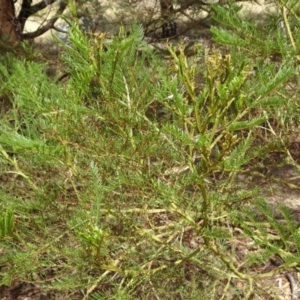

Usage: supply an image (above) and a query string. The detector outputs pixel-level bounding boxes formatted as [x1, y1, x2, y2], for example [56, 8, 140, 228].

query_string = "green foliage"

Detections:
[0, 6, 300, 299]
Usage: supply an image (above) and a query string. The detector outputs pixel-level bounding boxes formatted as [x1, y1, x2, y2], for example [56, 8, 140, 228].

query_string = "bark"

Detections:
[0, 0, 18, 45]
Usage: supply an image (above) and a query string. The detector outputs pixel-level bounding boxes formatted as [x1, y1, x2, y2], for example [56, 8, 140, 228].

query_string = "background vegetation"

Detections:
[1, 1, 300, 299]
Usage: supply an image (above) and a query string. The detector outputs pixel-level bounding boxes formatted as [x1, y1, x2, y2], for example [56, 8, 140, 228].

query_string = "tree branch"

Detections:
[20, 0, 67, 40]
[18, 0, 59, 31]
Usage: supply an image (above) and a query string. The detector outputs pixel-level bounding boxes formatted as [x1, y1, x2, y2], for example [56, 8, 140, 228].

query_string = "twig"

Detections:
[286, 272, 298, 300]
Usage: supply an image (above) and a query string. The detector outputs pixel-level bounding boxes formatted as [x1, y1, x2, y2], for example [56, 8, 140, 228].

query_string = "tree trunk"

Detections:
[0, 0, 18, 45]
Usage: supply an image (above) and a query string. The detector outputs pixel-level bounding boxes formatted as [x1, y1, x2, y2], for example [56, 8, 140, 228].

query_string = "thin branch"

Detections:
[286, 273, 298, 300]
[25, 0, 58, 16]
[20, 1, 68, 40]
[18, 0, 58, 31]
